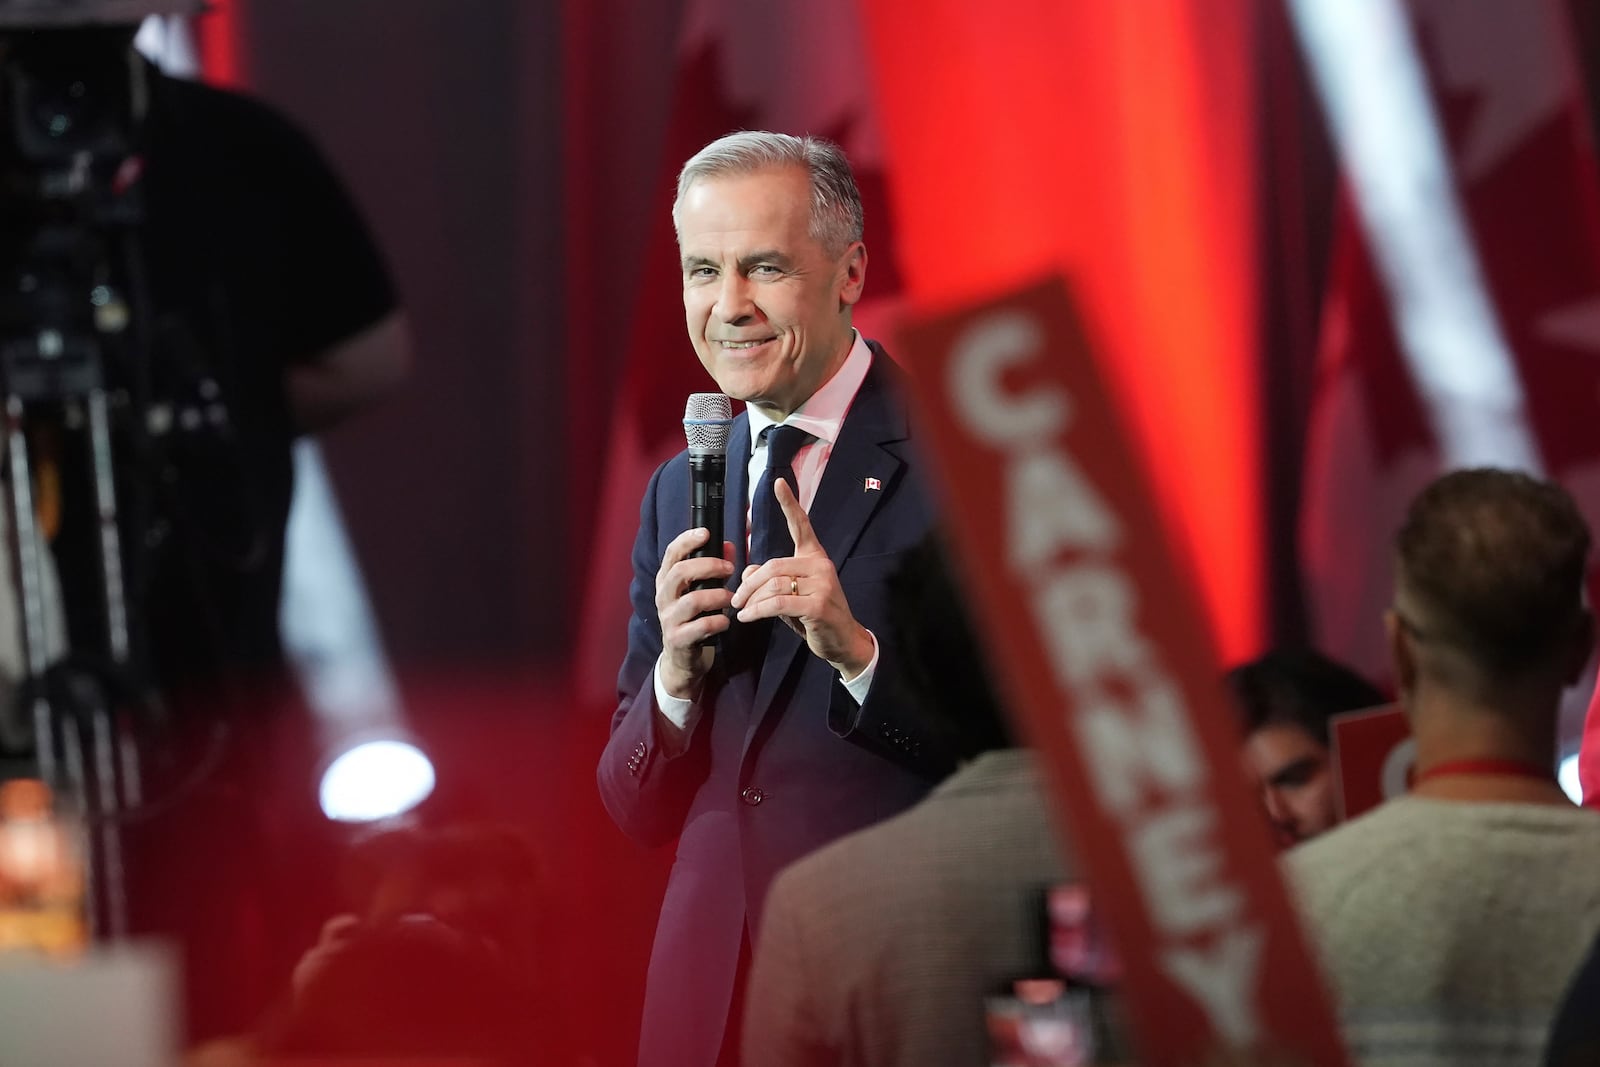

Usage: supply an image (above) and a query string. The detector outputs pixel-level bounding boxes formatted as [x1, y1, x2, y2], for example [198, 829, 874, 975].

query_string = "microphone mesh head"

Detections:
[683, 393, 733, 455]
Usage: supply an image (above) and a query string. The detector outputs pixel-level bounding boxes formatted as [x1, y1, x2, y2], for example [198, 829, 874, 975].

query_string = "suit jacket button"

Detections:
[740, 787, 765, 806]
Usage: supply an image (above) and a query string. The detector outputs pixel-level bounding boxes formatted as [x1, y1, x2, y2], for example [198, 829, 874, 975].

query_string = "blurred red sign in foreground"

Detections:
[899, 276, 1351, 1066]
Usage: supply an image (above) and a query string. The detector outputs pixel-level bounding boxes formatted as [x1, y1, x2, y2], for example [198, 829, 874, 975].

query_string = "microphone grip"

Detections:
[687, 452, 726, 593]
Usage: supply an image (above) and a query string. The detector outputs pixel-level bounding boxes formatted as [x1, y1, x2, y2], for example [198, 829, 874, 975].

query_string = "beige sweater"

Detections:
[743, 751, 1080, 1067]
[1286, 797, 1600, 1067]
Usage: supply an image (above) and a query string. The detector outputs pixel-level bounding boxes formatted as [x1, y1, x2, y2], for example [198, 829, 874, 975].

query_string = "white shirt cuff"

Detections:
[653, 656, 701, 732]
[840, 629, 879, 705]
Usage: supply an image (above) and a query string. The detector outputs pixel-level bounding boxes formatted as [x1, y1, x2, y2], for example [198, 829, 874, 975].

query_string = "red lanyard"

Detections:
[1412, 758, 1553, 786]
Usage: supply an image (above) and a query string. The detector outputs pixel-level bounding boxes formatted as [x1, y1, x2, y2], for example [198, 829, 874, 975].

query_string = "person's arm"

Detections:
[286, 310, 413, 434]
[597, 461, 733, 845]
[236, 84, 405, 433]
[825, 642, 963, 779]
[728, 477, 877, 678]
[733, 479, 960, 778]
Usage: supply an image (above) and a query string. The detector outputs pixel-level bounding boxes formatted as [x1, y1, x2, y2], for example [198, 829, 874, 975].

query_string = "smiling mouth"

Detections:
[716, 338, 774, 351]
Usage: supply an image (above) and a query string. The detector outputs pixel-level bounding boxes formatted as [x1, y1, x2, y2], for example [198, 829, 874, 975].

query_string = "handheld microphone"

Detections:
[683, 393, 733, 593]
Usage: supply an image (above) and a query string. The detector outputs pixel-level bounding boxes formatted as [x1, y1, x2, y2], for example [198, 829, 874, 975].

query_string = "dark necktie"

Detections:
[752, 424, 810, 565]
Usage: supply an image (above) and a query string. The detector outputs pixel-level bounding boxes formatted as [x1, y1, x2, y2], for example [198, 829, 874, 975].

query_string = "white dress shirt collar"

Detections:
[745, 330, 873, 453]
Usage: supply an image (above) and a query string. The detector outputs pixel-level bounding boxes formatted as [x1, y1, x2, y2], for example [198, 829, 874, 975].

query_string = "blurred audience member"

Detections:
[185, 914, 533, 1067]
[1287, 468, 1600, 1067]
[1545, 927, 1600, 1067]
[1226, 648, 1386, 847]
[743, 535, 1127, 1067]
[331, 821, 548, 976]
[267, 914, 533, 1065]
[186, 821, 551, 1067]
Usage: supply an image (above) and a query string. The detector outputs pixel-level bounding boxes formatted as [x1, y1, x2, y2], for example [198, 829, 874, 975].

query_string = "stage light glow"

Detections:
[318, 740, 435, 823]
[135, 16, 199, 73]
[1560, 753, 1583, 805]
[1288, 0, 1543, 474]
[282, 441, 404, 730]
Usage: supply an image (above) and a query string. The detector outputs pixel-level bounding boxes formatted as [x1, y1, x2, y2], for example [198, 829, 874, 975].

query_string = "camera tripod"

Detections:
[0, 318, 149, 941]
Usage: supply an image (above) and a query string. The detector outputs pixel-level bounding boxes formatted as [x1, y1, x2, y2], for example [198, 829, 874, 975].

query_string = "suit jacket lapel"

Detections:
[744, 353, 911, 751]
[807, 357, 907, 568]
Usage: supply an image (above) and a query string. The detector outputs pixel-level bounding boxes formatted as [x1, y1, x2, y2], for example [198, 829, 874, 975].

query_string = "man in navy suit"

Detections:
[598, 132, 959, 1067]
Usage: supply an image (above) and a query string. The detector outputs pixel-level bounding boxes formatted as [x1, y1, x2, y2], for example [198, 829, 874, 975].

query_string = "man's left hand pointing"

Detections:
[731, 478, 876, 679]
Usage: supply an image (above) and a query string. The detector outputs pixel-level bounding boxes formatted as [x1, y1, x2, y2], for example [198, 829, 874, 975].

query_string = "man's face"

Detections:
[1242, 723, 1336, 848]
[677, 165, 865, 421]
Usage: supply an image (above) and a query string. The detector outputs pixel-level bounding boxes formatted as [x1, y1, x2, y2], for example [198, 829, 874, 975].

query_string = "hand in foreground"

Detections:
[290, 913, 362, 1001]
[656, 527, 735, 698]
[731, 479, 874, 679]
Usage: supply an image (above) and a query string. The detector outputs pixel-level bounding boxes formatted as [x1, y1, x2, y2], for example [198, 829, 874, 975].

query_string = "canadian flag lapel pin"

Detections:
[864, 477, 882, 492]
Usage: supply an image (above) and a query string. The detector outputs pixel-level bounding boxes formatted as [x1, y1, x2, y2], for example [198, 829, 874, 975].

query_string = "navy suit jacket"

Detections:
[598, 348, 956, 1067]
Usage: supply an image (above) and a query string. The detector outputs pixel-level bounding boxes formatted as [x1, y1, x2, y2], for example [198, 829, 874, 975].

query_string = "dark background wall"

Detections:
[236, 1, 567, 670]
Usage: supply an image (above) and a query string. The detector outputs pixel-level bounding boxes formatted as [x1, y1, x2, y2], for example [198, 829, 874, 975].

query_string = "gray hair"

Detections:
[673, 131, 865, 256]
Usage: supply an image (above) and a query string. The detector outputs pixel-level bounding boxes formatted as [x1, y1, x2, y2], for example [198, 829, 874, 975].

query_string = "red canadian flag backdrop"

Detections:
[857, 0, 1265, 669]
[1292, 0, 1600, 796]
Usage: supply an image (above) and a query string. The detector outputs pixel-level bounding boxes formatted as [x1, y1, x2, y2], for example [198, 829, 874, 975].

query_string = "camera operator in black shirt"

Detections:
[0, 0, 410, 1037]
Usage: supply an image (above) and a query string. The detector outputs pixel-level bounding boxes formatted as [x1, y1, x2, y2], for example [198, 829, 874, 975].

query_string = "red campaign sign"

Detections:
[1328, 705, 1414, 822]
[899, 277, 1350, 1065]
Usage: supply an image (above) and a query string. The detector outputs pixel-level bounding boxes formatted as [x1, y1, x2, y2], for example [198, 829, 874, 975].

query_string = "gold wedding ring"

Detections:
[790, 577, 799, 597]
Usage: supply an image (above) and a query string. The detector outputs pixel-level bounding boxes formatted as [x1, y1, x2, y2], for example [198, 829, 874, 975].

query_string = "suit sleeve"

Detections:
[814, 423, 963, 780]
[743, 869, 836, 1067]
[827, 660, 963, 780]
[596, 461, 713, 846]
